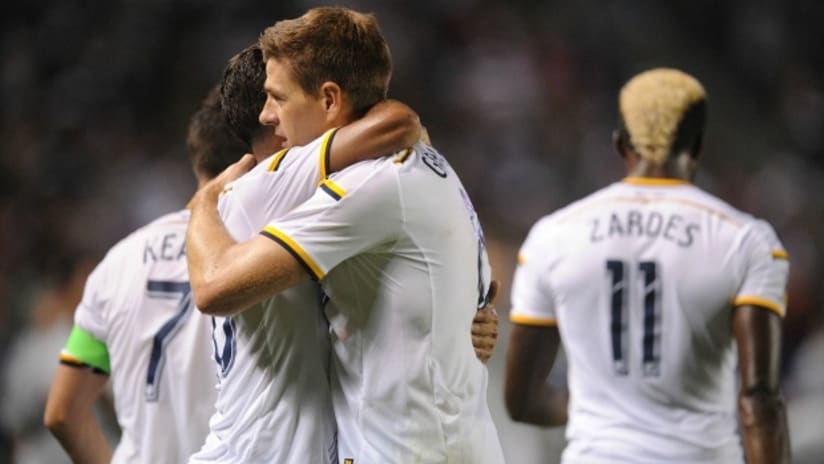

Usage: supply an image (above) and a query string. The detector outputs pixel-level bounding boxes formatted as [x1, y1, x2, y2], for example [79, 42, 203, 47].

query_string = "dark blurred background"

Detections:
[1, 0, 822, 462]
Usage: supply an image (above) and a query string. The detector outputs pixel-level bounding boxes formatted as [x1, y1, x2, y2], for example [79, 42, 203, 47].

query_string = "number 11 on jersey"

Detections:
[605, 259, 662, 377]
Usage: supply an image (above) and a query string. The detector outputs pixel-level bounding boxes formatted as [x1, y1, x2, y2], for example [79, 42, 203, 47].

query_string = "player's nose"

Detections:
[259, 101, 278, 127]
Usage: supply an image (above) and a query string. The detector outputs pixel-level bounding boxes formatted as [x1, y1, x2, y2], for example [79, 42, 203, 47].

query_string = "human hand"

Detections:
[472, 280, 500, 364]
[197, 154, 256, 202]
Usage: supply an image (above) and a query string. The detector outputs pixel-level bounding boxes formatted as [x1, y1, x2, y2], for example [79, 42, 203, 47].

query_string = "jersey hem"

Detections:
[733, 296, 784, 317]
[260, 226, 325, 280]
[510, 312, 558, 327]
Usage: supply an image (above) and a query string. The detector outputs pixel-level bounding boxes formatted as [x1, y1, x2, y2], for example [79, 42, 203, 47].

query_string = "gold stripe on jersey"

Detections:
[510, 313, 558, 327]
[318, 128, 340, 183]
[517, 253, 526, 265]
[319, 179, 346, 201]
[260, 226, 325, 280]
[560, 195, 744, 228]
[733, 295, 784, 317]
[622, 177, 689, 186]
[267, 148, 290, 172]
[59, 352, 84, 365]
[59, 352, 109, 375]
[393, 148, 412, 164]
[771, 249, 789, 260]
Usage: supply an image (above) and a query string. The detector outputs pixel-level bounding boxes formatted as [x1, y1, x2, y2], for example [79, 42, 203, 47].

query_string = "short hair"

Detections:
[259, 6, 392, 116]
[220, 45, 267, 149]
[186, 85, 247, 179]
[619, 68, 707, 164]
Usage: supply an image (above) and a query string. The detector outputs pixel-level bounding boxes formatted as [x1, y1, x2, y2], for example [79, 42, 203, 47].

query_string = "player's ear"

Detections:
[320, 81, 343, 113]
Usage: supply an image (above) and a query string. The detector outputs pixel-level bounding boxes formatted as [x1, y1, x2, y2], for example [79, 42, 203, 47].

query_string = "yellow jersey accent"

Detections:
[561, 195, 743, 227]
[318, 128, 339, 183]
[517, 253, 526, 265]
[261, 226, 325, 280]
[393, 148, 412, 164]
[267, 148, 290, 172]
[320, 179, 347, 200]
[509, 312, 558, 327]
[733, 295, 784, 317]
[59, 352, 83, 364]
[771, 249, 789, 260]
[622, 177, 689, 186]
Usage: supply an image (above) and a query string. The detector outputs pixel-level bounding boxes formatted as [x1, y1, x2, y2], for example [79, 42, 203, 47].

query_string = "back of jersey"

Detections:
[72, 209, 216, 463]
[511, 179, 788, 464]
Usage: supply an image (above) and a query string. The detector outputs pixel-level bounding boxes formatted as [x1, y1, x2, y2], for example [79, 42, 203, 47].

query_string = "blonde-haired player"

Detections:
[505, 68, 790, 464]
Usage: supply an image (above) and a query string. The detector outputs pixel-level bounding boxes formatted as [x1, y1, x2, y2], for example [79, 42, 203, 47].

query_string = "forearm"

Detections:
[48, 411, 111, 464]
[504, 324, 566, 426]
[739, 390, 790, 464]
[329, 99, 421, 172]
[186, 159, 307, 315]
[512, 384, 568, 427]
[186, 185, 241, 314]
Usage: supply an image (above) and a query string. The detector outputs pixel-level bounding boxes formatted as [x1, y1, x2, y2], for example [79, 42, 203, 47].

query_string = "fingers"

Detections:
[472, 335, 494, 363]
[472, 307, 499, 364]
[472, 309, 499, 334]
[224, 154, 256, 179]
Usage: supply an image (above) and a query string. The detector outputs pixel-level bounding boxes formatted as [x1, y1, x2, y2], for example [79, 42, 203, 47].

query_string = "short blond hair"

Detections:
[619, 68, 707, 164]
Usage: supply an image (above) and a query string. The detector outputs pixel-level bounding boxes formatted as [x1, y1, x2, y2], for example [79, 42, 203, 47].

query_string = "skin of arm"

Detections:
[733, 304, 790, 464]
[187, 158, 306, 316]
[44, 365, 112, 464]
[189, 100, 421, 316]
[327, 99, 421, 171]
[504, 322, 568, 426]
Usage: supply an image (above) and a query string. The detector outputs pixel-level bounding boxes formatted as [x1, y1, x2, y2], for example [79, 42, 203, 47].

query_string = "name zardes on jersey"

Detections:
[143, 232, 186, 263]
[590, 209, 699, 247]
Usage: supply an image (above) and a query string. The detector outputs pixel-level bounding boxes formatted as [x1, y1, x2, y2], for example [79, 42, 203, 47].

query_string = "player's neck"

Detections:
[626, 156, 694, 182]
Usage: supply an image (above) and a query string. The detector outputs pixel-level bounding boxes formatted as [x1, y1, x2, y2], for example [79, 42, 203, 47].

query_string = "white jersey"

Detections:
[68, 209, 216, 464]
[190, 130, 338, 463]
[510, 177, 790, 464]
[264, 142, 504, 463]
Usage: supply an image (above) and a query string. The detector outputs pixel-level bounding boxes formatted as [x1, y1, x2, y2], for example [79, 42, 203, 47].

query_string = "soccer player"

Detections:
[504, 68, 790, 464]
[190, 40, 500, 463]
[189, 44, 425, 463]
[43, 86, 242, 464]
[43, 69, 426, 464]
[186, 7, 505, 463]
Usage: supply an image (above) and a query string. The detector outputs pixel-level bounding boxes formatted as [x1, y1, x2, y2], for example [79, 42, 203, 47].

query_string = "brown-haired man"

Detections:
[186, 7, 505, 463]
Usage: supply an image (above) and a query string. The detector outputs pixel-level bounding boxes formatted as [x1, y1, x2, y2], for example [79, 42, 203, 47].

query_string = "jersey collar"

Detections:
[622, 177, 689, 186]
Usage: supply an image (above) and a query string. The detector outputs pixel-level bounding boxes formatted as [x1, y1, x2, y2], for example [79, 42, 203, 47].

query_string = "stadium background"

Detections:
[1, 0, 822, 462]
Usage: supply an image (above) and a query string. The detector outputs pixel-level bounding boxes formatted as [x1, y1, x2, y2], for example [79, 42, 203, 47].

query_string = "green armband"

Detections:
[61, 326, 111, 374]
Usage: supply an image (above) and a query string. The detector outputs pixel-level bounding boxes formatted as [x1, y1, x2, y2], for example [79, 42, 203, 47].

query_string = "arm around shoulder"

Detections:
[328, 99, 421, 172]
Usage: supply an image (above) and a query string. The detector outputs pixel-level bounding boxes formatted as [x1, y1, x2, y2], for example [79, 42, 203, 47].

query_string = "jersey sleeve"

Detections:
[61, 258, 112, 372]
[509, 217, 559, 327]
[260, 160, 401, 280]
[732, 219, 790, 317]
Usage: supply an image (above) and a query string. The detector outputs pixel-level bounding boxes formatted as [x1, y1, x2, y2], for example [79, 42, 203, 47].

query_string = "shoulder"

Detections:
[737, 218, 785, 257]
[326, 153, 397, 195]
